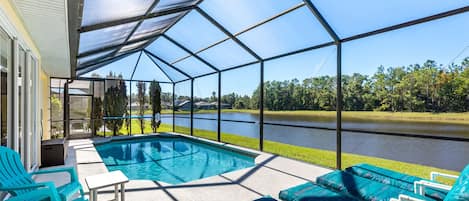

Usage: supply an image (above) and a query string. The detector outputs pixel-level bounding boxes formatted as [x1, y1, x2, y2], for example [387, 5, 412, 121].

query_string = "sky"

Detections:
[81, 0, 469, 98]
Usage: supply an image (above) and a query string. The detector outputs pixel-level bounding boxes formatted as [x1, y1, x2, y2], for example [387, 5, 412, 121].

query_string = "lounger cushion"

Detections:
[278, 182, 356, 201]
[345, 163, 447, 200]
[253, 195, 277, 201]
[444, 164, 469, 201]
[317, 170, 435, 201]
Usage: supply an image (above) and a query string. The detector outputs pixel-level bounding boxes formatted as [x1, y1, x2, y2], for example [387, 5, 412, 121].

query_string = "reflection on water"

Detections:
[160, 112, 469, 171]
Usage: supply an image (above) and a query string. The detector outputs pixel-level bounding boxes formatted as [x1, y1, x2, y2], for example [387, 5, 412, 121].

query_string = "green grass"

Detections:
[96, 121, 460, 185]
[96, 119, 172, 137]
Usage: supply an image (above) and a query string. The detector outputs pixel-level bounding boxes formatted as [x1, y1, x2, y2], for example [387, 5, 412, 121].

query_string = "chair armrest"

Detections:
[414, 180, 452, 195]
[0, 182, 55, 191]
[391, 194, 426, 201]
[5, 188, 61, 201]
[31, 166, 79, 182]
[430, 171, 458, 181]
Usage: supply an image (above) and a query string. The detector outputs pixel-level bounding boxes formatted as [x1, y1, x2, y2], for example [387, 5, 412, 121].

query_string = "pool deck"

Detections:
[35, 133, 333, 201]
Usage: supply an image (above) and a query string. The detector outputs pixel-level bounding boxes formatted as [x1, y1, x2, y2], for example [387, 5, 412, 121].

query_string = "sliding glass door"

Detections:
[0, 26, 40, 170]
[0, 29, 10, 147]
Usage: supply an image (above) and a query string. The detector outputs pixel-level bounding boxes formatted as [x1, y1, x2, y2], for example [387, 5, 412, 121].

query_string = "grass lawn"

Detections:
[98, 121, 459, 185]
[96, 119, 173, 136]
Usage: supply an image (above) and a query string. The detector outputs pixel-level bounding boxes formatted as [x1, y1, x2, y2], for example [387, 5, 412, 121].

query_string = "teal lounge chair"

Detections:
[345, 163, 448, 200]
[279, 182, 358, 201]
[279, 171, 436, 201]
[316, 170, 435, 201]
[390, 164, 469, 201]
[280, 163, 468, 201]
[0, 146, 87, 201]
[345, 163, 469, 201]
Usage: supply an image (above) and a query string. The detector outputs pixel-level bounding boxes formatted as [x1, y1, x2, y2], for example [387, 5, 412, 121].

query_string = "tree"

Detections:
[90, 98, 103, 135]
[136, 81, 146, 134]
[104, 80, 127, 136]
[210, 91, 217, 102]
[149, 81, 162, 133]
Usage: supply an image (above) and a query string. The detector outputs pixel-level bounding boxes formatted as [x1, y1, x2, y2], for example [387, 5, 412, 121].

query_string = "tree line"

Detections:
[214, 58, 469, 112]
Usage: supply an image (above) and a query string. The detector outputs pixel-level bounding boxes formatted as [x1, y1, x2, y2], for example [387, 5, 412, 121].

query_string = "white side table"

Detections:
[85, 171, 129, 201]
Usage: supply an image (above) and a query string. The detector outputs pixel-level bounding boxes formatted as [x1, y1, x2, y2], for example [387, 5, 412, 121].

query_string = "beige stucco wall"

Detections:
[40, 68, 51, 140]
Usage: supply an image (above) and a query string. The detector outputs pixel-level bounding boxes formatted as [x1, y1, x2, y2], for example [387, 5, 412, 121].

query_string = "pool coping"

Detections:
[37, 133, 334, 200]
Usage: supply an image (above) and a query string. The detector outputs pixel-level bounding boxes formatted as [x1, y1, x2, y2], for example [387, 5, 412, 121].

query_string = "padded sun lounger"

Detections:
[345, 164, 447, 200]
[279, 182, 357, 201]
[392, 163, 469, 201]
[317, 170, 435, 201]
[253, 195, 277, 201]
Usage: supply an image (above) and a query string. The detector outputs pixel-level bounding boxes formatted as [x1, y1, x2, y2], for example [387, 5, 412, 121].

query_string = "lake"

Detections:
[156, 112, 469, 171]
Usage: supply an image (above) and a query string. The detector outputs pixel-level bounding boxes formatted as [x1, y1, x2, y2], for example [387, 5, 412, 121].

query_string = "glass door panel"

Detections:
[0, 29, 10, 147]
[69, 95, 92, 138]
[18, 47, 26, 160]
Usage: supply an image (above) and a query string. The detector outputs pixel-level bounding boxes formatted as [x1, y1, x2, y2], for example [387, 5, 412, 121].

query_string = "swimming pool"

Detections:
[95, 136, 256, 184]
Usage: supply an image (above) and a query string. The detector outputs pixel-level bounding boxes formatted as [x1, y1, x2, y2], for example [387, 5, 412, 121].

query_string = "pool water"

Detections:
[95, 136, 256, 184]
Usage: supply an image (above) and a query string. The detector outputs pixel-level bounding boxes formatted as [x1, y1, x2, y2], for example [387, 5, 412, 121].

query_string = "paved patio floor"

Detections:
[35, 133, 332, 201]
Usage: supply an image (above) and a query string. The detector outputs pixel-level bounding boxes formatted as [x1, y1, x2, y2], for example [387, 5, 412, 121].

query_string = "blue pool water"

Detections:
[95, 136, 256, 184]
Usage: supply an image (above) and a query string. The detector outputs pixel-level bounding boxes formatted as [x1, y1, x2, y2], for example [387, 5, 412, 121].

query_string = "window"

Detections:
[193, 74, 218, 140]
[341, 13, 469, 173]
[68, 80, 93, 138]
[237, 6, 333, 59]
[174, 80, 191, 134]
[81, 0, 153, 27]
[263, 46, 337, 168]
[50, 79, 66, 139]
[103, 77, 129, 136]
[158, 83, 173, 133]
[132, 53, 172, 82]
[81, 52, 141, 79]
[221, 64, 260, 149]
[312, 0, 469, 38]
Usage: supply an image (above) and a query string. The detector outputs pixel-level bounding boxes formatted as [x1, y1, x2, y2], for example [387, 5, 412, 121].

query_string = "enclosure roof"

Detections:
[70, 0, 469, 82]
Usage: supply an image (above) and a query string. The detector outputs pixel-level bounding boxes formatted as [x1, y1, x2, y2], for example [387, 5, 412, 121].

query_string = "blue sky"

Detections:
[82, 0, 469, 98]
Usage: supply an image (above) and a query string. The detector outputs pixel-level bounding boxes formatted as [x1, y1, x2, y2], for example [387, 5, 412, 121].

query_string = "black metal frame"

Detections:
[190, 79, 194, 136]
[67, 1, 469, 170]
[217, 72, 221, 142]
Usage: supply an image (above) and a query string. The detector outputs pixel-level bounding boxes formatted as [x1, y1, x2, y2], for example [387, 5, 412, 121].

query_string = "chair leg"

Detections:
[121, 183, 125, 201]
[114, 185, 119, 201]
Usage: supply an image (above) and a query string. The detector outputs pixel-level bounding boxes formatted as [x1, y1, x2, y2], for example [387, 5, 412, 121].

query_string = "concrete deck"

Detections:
[35, 133, 332, 201]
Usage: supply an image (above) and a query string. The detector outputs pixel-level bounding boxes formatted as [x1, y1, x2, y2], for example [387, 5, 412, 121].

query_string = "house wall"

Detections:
[0, 0, 52, 168]
[40, 68, 50, 140]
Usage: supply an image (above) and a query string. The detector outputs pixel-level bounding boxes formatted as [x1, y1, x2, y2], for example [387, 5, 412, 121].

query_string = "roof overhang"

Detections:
[12, 0, 72, 77]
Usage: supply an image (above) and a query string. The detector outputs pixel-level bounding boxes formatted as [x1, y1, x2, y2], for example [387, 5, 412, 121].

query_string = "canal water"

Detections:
[158, 112, 469, 171]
